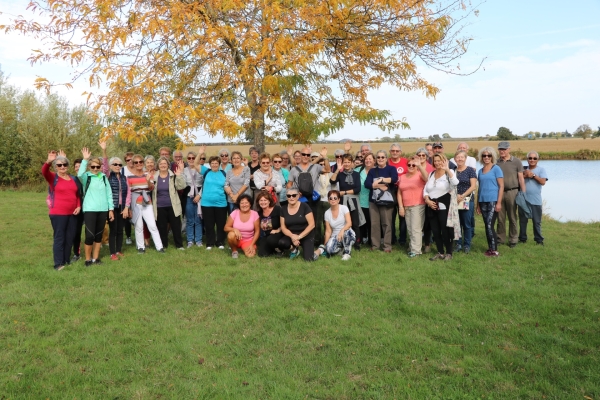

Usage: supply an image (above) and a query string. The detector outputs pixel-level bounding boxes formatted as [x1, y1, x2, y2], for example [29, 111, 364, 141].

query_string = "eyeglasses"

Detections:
[90, 165, 101, 170]
[301, 153, 311, 157]
[273, 160, 282, 164]
[187, 157, 196, 160]
[390, 150, 400, 153]
[112, 163, 122, 167]
[528, 157, 538, 160]
[220, 154, 229, 157]
[55, 163, 68, 168]
[328, 197, 339, 201]
[261, 161, 270, 165]
[481, 154, 492, 158]
[133, 160, 144, 164]
[407, 164, 416, 167]
[417, 154, 426, 157]
[286, 193, 298, 198]
[125, 159, 132, 162]
[282, 157, 289, 161]
[376, 156, 386, 159]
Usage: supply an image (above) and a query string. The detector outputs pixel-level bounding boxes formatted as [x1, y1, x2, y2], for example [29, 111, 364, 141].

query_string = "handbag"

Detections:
[371, 167, 394, 206]
[457, 194, 471, 210]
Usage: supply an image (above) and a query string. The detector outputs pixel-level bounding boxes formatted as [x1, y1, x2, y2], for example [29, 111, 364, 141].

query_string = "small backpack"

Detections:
[46, 174, 83, 209]
[203, 169, 226, 180]
[295, 164, 314, 198]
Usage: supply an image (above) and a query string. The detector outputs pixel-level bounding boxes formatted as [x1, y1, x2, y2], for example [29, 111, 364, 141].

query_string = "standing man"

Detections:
[387, 143, 408, 246]
[159, 147, 171, 161]
[432, 142, 457, 170]
[425, 143, 434, 164]
[360, 143, 372, 158]
[496, 141, 526, 248]
[287, 146, 330, 244]
[519, 151, 547, 245]
[450, 142, 477, 169]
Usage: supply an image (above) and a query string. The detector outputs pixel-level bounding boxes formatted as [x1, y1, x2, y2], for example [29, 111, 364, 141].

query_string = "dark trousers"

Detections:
[348, 206, 362, 244]
[84, 211, 108, 245]
[109, 205, 126, 254]
[391, 192, 407, 244]
[360, 207, 371, 245]
[426, 193, 453, 255]
[519, 203, 544, 244]
[422, 212, 432, 246]
[124, 216, 132, 238]
[480, 201, 499, 251]
[72, 212, 84, 256]
[50, 214, 77, 267]
[315, 201, 330, 246]
[257, 232, 283, 257]
[201, 206, 228, 247]
[278, 229, 316, 261]
[307, 199, 319, 244]
[157, 207, 183, 248]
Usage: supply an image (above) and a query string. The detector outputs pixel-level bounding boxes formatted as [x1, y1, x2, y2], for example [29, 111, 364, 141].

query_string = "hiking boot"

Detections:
[196, 242, 203, 247]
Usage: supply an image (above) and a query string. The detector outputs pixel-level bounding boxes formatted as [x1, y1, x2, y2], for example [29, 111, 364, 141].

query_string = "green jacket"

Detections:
[78, 159, 114, 212]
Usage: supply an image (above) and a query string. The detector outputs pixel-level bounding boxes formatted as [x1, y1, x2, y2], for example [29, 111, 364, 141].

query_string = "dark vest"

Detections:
[108, 171, 128, 208]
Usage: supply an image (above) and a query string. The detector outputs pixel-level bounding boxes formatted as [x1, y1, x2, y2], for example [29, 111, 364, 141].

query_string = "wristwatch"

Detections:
[531, 173, 536, 178]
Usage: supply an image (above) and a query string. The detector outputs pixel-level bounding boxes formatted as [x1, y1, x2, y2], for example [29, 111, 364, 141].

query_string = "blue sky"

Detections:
[1, 0, 599, 142]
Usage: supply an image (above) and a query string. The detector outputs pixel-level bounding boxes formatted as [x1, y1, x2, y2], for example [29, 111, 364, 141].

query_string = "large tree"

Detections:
[497, 127, 516, 141]
[573, 124, 592, 140]
[3, 0, 479, 151]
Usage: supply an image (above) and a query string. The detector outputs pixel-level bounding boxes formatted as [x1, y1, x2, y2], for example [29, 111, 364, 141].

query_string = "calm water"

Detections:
[481, 160, 600, 223]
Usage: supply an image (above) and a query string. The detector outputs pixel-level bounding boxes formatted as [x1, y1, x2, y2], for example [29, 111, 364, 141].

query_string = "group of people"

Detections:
[43, 140, 547, 270]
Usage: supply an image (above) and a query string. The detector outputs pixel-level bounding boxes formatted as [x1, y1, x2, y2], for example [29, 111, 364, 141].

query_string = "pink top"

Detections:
[398, 173, 426, 207]
[230, 209, 259, 241]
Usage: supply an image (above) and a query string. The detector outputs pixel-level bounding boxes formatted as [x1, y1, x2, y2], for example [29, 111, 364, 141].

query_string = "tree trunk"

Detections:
[251, 106, 266, 153]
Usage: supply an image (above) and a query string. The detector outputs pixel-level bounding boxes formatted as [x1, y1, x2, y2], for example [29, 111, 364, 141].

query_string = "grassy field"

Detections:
[1, 191, 599, 399]
[186, 138, 600, 158]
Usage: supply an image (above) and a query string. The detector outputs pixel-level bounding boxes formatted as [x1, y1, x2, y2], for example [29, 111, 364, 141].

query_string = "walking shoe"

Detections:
[489, 250, 499, 257]
[177, 247, 185, 251]
[384, 249, 392, 253]
[429, 253, 444, 261]
[85, 260, 93, 267]
[218, 245, 225, 250]
[423, 245, 431, 254]
[93, 259, 103, 265]
[454, 243, 462, 253]
[206, 246, 212, 250]
[463, 246, 470, 254]
[289, 247, 299, 259]
[508, 243, 517, 248]
[137, 248, 145, 254]
[408, 252, 419, 258]
[444, 254, 453, 261]
[125, 237, 132, 245]
[158, 248, 165, 253]
[341, 253, 351, 261]
[535, 241, 544, 246]
[54, 265, 65, 271]
[317, 245, 328, 257]
[71, 254, 80, 262]
[110, 254, 119, 261]
[187, 241, 194, 248]
[196, 242, 203, 247]
[116, 252, 124, 257]
[231, 251, 239, 259]
[519, 239, 527, 244]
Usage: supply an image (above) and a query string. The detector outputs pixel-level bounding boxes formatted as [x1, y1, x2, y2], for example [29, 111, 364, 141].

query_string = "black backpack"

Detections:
[295, 164, 314, 198]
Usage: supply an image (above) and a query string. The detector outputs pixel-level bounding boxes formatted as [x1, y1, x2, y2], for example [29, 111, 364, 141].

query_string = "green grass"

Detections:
[1, 192, 599, 399]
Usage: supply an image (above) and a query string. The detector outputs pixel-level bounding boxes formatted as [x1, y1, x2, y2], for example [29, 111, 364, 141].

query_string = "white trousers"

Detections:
[134, 203, 163, 250]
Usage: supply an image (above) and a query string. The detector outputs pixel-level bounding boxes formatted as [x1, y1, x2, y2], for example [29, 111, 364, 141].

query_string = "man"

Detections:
[387, 143, 408, 246]
[432, 142, 457, 170]
[172, 150, 186, 167]
[496, 141, 526, 248]
[425, 143, 434, 164]
[360, 143, 372, 158]
[450, 142, 477, 169]
[519, 151, 547, 245]
[159, 147, 171, 161]
[287, 147, 330, 244]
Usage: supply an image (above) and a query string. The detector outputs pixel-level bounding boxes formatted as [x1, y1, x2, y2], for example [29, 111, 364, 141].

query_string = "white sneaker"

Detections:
[218, 245, 225, 250]
[206, 246, 212, 250]
[187, 242, 194, 248]
[341, 254, 351, 261]
[125, 237, 132, 245]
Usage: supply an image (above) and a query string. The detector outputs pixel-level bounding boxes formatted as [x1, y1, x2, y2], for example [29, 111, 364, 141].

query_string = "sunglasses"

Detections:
[328, 197, 339, 201]
[112, 163, 122, 167]
[273, 160, 282, 164]
[261, 161, 270, 165]
[55, 163, 68, 168]
[133, 160, 144, 164]
[301, 153, 311, 157]
[187, 157, 196, 160]
[335, 155, 343, 158]
[90, 165, 101, 170]
[376, 156, 386, 159]
[286, 193, 298, 198]
[528, 157, 538, 160]
[220, 154, 229, 157]
[481, 154, 492, 158]
[125, 159, 132, 162]
[407, 164, 417, 167]
[199, 157, 206, 161]
[417, 154, 426, 157]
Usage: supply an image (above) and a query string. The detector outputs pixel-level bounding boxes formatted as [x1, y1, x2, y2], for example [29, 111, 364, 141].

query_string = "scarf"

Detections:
[343, 170, 354, 186]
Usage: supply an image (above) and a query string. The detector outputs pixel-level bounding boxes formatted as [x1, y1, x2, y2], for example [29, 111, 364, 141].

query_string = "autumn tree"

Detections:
[3, 0, 480, 152]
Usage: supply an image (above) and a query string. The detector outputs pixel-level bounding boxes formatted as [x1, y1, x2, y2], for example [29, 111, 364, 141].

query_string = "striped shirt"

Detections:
[127, 174, 151, 205]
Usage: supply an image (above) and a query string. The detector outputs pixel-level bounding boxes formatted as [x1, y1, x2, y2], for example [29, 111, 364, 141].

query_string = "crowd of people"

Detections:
[43, 140, 547, 270]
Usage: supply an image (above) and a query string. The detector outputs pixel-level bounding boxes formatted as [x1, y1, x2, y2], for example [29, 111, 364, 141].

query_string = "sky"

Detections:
[1, 0, 599, 143]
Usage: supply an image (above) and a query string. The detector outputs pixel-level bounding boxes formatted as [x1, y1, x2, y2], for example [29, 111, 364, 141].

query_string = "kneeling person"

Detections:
[224, 194, 260, 258]
[315, 190, 356, 260]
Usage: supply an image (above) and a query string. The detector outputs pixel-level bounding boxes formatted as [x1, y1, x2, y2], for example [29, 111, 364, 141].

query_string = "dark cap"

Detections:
[498, 141, 510, 149]
[432, 142, 443, 148]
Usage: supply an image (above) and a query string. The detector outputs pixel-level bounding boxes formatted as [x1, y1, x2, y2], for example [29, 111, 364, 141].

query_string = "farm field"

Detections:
[185, 138, 600, 157]
[1, 191, 599, 398]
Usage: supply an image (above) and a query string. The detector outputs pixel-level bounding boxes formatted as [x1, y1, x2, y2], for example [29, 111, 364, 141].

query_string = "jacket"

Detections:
[152, 170, 186, 217]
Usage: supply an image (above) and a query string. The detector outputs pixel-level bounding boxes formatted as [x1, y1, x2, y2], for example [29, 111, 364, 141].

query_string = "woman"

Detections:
[71, 158, 85, 261]
[142, 155, 156, 246]
[415, 147, 435, 253]
[122, 151, 136, 245]
[224, 151, 252, 211]
[397, 156, 428, 257]
[454, 150, 477, 254]
[272, 153, 288, 207]
[356, 152, 374, 246]
[152, 157, 186, 250]
[423, 153, 459, 261]
[43, 150, 82, 270]
[248, 147, 261, 199]
[184, 151, 204, 247]
[201, 156, 228, 249]
[330, 154, 364, 249]
[224, 194, 260, 258]
[315, 157, 333, 246]
[100, 142, 131, 261]
[255, 191, 283, 256]
[365, 150, 398, 253]
[476, 147, 504, 257]
[254, 153, 283, 205]
[314, 190, 356, 260]
[279, 187, 316, 261]
[78, 147, 115, 266]
[127, 154, 164, 253]
[218, 148, 232, 172]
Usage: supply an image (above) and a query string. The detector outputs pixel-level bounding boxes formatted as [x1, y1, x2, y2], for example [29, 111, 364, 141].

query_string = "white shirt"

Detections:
[450, 156, 477, 170]
[325, 205, 349, 237]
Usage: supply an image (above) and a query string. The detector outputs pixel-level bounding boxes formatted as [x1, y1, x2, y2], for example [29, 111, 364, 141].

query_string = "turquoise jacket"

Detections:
[78, 159, 114, 212]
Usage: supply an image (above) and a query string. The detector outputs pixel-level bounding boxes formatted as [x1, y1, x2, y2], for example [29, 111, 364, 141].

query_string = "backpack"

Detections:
[295, 164, 314, 198]
[203, 169, 226, 180]
[84, 174, 108, 196]
[47, 174, 83, 209]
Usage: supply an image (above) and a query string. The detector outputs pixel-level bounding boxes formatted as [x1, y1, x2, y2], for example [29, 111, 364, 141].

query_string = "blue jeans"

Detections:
[457, 199, 475, 248]
[185, 197, 203, 243]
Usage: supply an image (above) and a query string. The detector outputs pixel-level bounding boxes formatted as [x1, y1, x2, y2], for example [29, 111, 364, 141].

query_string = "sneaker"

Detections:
[85, 260, 93, 267]
[463, 246, 470, 254]
[138, 248, 145, 254]
[535, 241, 544, 246]
[125, 237, 132, 245]
[206, 246, 212, 250]
[423, 245, 431, 254]
[231, 251, 239, 259]
[158, 248, 165, 253]
[341, 254, 351, 261]
[429, 253, 444, 261]
[484, 249, 492, 257]
[218, 245, 225, 250]
[408, 252, 419, 258]
[54, 265, 65, 271]
[508, 243, 517, 248]
[519, 239, 527, 244]
[196, 242, 203, 247]
[289, 247, 299, 259]
[187, 242, 194, 248]
[454, 244, 462, 253]
[71, 254, 80, 262]
[444, 254, 453, 261]
[110, 254, 119, 261]
[116, 252, 124, 257]
[93, 259, 102, 265]
[177, 247, 185, 251]
[489, 250, 499, 257]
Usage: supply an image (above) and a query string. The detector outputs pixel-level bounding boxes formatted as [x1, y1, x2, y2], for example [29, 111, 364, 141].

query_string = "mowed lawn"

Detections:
[1, 192, 599, 399]
[187, 138, 600, 158]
